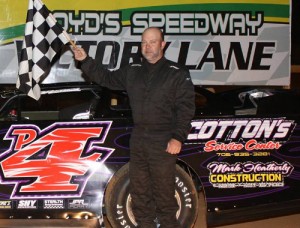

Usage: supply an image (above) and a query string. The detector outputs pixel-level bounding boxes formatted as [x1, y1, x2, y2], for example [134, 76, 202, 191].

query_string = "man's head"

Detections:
[141, 27, 166, 64]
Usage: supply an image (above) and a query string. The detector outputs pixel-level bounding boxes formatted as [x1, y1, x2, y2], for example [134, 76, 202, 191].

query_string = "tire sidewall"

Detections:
[105, 164, 198, 228]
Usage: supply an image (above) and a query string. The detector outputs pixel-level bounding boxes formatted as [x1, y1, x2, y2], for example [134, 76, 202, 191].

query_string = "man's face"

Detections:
[141, 28, 166, 64]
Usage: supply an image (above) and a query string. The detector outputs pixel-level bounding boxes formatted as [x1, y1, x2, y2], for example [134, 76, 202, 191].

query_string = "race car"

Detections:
[0, 83, 299, 227]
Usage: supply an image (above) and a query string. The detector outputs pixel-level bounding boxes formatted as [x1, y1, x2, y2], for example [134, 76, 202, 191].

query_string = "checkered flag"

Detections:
[17, 0, 70, 100]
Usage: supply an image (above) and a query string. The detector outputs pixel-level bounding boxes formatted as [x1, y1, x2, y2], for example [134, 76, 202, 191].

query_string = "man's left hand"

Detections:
[166, 139, 182, 154]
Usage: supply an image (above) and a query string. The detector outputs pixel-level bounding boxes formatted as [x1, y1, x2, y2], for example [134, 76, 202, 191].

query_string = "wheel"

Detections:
[104, 163, 199, 228]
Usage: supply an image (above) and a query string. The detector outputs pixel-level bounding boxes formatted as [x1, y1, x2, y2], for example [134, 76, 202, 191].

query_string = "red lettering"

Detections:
[245, 139, 281, 150]
[2, 128, 102, 192]
[204, 140, 244, 152]
[0, 122, 113, 197]
[12, 129, 37, 150]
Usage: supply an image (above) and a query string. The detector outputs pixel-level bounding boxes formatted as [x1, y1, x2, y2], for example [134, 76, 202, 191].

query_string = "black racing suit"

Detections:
[80, 56, 195, 227]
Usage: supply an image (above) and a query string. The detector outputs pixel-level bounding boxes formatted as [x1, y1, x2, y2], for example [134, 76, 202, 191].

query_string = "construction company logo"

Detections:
[207, 161, 294, 188]
[0, 200, 12, 209]
[68, 199, 89, 209]
[187, 118, 296, 152]
[17, 200, 38, 209]
[0, 121, 114, 199]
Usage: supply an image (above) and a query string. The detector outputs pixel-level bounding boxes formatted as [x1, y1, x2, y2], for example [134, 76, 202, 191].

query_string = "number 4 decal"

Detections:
[0, 121, 114, 199]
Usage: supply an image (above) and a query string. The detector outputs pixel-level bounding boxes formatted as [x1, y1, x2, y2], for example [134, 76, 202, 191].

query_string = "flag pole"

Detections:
[69, 39, 77, 48]
[62, 31, 77, 48]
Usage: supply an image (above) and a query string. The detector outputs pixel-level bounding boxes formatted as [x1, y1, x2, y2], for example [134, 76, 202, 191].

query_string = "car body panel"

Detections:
[0, 83, 299, 226]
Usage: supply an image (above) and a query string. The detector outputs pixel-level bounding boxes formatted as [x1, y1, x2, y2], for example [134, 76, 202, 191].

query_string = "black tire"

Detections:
[104, 163, 199, 228]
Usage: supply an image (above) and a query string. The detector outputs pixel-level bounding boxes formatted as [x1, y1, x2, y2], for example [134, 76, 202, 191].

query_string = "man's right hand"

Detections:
[72, 47, 87, 61]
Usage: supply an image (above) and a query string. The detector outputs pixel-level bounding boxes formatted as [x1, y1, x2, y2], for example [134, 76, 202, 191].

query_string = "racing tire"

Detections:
[104, 163, 199, 228]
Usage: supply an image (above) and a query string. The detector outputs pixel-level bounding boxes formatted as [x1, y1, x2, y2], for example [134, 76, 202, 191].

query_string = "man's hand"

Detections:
[72, 47, 87, 61]
[166, 138, 182, 154]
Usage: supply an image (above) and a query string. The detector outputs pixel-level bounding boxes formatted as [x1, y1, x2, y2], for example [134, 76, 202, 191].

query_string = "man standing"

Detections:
[73, 27, 195, 228]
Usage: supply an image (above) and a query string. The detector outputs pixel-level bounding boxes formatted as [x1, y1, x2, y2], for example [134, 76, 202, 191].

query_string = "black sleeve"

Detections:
[80, 56, 127, 90]
[172, 69, 195, 143]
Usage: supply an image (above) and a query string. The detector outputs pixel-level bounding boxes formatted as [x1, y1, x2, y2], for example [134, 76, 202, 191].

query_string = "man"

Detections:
[73, 27, 195, 228]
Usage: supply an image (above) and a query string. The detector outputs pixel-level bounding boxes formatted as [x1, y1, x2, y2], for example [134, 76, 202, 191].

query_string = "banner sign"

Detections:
[0, 0, 291, 85]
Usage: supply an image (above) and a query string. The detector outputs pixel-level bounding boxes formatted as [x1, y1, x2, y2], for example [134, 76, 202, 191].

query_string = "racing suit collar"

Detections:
[143, 56, 166, 73]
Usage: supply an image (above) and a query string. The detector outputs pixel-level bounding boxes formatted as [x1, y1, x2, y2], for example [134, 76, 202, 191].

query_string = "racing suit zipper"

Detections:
[141, 71, 154, 130]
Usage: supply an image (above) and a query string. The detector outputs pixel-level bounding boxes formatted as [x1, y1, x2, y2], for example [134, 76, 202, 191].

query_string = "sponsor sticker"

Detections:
[17, 200, 38, 209]
[68, 199, 89, 209]
[0, 200, 12, 209]
[43, 199, 65, 209]
[187, 118, 296, 154]
[207, 161, 294, 188]
[0, 121, 113, 199]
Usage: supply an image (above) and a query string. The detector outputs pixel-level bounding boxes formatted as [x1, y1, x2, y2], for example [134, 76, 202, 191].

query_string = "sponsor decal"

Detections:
[0, 121, 114, 199]
[207, 161, 294, 188]
[187, 118, 296, 153]
[205, 139, 281, 152]
[216, 151, 271, 157]
[0, 200, 12, 209]
[17, 200, 38, 209]
[68, 199, 89, 209]
[43, 199, 65, 209]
